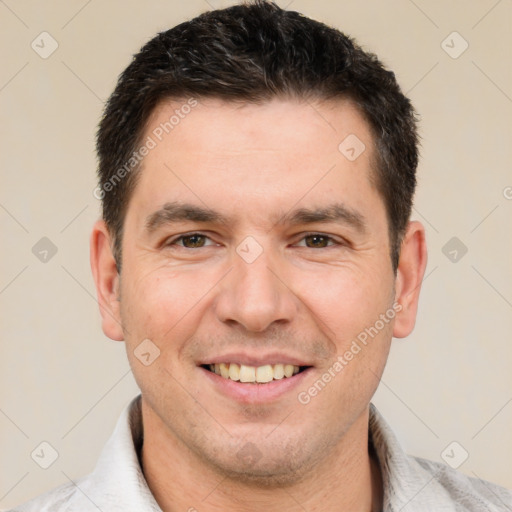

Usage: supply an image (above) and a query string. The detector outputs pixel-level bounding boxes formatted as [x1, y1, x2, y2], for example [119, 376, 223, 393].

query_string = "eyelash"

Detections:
[166, 233, 216, 248]
[165, 232, 344, 249]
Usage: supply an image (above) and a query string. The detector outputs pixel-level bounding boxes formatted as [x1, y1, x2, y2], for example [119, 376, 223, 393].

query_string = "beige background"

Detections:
[1, 0, 511, 508]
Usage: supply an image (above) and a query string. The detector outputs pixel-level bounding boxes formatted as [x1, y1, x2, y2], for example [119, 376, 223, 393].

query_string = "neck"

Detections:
[142, 401, 382, 512]
[141, 404, 382, 512]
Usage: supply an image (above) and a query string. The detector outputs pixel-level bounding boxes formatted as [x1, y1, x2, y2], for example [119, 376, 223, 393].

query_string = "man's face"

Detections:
[113, 98, 399, 483]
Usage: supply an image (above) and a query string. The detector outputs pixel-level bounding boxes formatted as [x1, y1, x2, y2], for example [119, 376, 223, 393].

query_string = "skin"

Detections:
[91, 97, 427, 511]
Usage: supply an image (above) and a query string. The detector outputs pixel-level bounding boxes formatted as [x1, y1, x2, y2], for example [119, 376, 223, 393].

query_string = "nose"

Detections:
[214, 249, 297, 333]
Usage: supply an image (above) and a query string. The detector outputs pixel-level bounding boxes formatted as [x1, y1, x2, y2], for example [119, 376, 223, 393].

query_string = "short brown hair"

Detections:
[96, 0, 418, 272]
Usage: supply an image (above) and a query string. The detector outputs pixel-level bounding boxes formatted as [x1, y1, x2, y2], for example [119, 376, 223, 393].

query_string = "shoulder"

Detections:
[7, 396, 157, 512]
[369, 403, 512, 511]
[6, 479, 92, 512]
[412, 455, 512, 511]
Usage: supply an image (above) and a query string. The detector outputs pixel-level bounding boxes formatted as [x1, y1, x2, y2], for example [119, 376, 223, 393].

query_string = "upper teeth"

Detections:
[209, 363, 300, 383]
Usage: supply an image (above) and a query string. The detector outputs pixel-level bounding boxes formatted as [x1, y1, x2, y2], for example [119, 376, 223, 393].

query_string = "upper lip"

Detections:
[198, 352, 313, 368]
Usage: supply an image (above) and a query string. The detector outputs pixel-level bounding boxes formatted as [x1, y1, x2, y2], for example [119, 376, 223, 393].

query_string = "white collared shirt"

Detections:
[11, 396, 512, 511]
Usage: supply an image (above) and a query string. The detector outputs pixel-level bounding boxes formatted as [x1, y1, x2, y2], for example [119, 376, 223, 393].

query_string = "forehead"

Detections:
[129, 97, 383, 227]
[145, 96, 372, 161]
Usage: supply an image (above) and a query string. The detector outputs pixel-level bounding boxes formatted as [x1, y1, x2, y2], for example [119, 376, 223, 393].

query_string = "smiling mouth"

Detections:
[202, 363, 310, 383]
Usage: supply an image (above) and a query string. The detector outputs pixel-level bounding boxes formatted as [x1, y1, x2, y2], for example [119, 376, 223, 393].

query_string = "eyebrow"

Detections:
[145, 201, 367, 234]
[145, 202, 228, 232]
[279, 204, 367, 234]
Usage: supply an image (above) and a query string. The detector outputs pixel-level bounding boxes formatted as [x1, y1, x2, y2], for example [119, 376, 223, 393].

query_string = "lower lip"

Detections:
[199, 366, 313, 404]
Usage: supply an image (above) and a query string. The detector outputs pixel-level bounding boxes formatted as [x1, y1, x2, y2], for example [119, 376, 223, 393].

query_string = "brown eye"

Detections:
[179, 234, 207, 248]
[304, 234, 331, 248]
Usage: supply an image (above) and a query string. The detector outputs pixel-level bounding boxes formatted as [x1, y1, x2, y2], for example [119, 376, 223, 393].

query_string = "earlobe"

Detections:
[90, 220, 124, 341]
[392, 221, 428, 339]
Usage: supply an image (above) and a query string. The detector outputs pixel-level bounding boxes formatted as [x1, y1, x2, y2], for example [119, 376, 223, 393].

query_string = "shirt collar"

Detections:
[89, 396, 459, 511]
[84, 395, 162, 511]
[369, 403, 458, 511]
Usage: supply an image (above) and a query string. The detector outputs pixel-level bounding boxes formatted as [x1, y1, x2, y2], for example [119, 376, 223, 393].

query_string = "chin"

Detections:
[199, 437, 320, 489]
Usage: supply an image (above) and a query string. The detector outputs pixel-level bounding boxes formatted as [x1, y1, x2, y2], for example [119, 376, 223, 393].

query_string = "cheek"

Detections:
[294, 266, 394, 423]
[119, 264, 217, 350]
[119, 268, 200, 392]
[290, 262, 394, 345]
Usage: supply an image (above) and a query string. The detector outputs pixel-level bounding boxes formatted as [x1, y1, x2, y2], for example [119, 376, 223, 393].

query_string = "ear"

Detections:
[393, 220, 428, 338]
[90, 219, 124, 341]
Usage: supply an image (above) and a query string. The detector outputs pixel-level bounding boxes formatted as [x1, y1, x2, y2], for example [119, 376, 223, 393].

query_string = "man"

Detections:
[13, 1, 512, 511]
